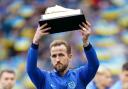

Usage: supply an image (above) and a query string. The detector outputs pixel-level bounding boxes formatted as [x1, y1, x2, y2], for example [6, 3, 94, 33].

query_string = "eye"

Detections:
[51, 54, 57, 58]
[11, 78, 14, 80]
[58, 53, 64, 57]
[125, 74, 128, 77]
[5, 78, 9, 80]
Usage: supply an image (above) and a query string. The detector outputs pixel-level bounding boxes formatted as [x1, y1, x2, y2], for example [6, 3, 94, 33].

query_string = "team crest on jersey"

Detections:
[68, 81, 76, 89]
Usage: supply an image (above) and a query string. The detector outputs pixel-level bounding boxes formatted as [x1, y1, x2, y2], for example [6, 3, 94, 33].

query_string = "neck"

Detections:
[58, 67, 69, 76]
[96, 83, 106, 89]
[0, 84, 3, 89]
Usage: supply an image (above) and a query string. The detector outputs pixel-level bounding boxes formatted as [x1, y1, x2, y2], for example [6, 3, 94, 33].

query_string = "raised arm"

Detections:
[78, 22, 99, 85]
[27, 24, 51, 88]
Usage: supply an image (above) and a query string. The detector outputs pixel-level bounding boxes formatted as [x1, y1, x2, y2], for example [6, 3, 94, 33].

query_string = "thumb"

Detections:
[80, 30, 84, 36]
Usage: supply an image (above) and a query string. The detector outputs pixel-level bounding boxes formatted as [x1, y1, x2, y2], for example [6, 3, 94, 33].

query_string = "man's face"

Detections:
[95, 70, 112, 87]
[50, 44, 71, 73]
[121, 70, 128, 83]
[102, 71, 112, 87]
[0, 72, 16, 89]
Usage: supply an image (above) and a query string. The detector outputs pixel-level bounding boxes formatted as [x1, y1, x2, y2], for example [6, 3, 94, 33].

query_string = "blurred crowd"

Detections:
[0, 0, 128, 89]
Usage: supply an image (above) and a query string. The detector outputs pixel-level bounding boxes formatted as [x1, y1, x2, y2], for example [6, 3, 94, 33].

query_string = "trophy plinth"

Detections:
[39, 6, 86, 34]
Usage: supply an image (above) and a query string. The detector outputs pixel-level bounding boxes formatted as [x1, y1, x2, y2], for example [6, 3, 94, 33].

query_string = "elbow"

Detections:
[26, 66, 35, 75]
[26, 62, 33, 74]
[95, 59, 100, 70]
[88, 58, 100, 70]
[26, 65, 31, 74]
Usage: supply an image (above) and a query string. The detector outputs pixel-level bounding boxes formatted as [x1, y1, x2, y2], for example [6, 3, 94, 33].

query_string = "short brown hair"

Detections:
[122, 62, 128, 71]
[0, 69, 15, 78]
[50, 40, 71, 54]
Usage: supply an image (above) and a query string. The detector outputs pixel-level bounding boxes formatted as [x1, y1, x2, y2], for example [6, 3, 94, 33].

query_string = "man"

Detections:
[0, 69, 16, 89]
[27, 20, 99, 89]
[87, 66, 112, 89]
[27, 7, 99, 89]
[110, 62, 128, 89]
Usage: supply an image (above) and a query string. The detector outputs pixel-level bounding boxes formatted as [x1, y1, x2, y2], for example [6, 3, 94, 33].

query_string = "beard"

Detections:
[54, 63, 68, 73]
[3, 85, 13, 89]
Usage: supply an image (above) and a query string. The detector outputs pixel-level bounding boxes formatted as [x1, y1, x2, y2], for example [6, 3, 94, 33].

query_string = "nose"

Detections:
[56, 56, 60, 62]
[7, 79, 13, 84]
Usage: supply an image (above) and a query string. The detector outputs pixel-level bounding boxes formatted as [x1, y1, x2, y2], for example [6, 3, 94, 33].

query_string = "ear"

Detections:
[50, 53, 52, 61]
[50, 52, 52, 59]
[119, 73, 124, 81]
[50, 55, 54, 64]
[50, 54, 53, 60]
[68, 54, 72, 60]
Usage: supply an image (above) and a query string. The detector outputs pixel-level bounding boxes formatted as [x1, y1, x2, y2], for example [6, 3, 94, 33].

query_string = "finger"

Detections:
[41, 27, 51, 33]
[41, 32, 50, 36]
[82, 21, 91, 27]
[82, 22, 87, 26]
[86, 21, 91, 27]
[79, 24, 91, 35]
[41, 32, 50, 35]
[79, 30, 84, 36]
[80, 29, 85, 33]
[81, 29, 90, 35]
[40, 23, 48, 30]
[79, 25, 88, 34]
[37, 25, 40, 28]
[79, 24, 88, 31]
[82, 22, 92, 33]
[82, 22, 91, 30]
[82, 22, 90, 30]
[79, 24, 83, 29]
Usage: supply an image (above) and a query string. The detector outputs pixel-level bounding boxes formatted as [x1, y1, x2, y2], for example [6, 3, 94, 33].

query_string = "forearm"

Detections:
[79, 21, 99, 84]
[84, 43, 99, 68]
[27, 43, 39, 72]
[26, 24, 49, 88]
[27, 43, 47, 88]
[78, 43, 99, 84]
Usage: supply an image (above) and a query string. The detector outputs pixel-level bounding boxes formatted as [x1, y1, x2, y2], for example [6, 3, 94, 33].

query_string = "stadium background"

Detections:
[0, 0, 128, 89]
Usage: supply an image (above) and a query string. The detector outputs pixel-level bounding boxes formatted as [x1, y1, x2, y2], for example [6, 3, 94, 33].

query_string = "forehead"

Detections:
[98, 70, 111, 76]
[123, 70, 128, 74]
[1, 72, 15, 78]
[50, 45, 67, 53]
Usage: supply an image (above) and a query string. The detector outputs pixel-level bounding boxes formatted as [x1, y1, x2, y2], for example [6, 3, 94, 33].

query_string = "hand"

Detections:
[33, 23, 51, 45]
[79, 21, 91, 45]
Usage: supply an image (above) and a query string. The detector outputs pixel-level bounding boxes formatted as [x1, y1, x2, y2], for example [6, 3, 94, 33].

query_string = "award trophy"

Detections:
[39, 5, 86, 34]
